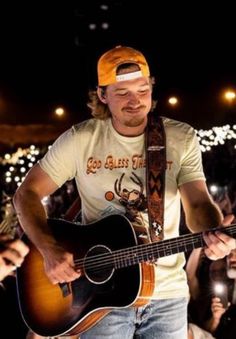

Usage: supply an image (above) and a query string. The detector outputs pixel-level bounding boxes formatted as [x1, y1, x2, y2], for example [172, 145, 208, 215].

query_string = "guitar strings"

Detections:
[73, 224, 236, 271]
[72, 224, 236, 273]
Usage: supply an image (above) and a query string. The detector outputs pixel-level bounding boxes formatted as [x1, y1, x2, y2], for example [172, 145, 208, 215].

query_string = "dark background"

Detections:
[0, 1, 235, 129]
[0, 5, 235, 339]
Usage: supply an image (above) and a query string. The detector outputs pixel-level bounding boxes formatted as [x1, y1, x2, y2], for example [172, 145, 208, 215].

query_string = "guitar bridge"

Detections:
[59, 282, 71, 297]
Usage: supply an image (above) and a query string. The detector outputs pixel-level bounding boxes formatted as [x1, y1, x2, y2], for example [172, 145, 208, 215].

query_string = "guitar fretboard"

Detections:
[73, 223, 236, 273]
[113, 224, 236, 269]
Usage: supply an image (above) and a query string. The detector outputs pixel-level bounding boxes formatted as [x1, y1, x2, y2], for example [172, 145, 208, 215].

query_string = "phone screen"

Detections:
[213, 282, 228, 308]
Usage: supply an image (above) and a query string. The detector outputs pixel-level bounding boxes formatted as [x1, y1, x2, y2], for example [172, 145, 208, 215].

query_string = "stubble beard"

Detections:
[124, 116, 146, 128]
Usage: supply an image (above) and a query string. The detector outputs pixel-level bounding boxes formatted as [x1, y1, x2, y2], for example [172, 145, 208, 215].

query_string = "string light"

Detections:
[196, 124, 236, 152]
[0, 145, 45, 193]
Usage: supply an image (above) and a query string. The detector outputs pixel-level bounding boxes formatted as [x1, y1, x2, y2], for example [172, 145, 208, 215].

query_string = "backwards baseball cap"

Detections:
[97, 46, 150, 86]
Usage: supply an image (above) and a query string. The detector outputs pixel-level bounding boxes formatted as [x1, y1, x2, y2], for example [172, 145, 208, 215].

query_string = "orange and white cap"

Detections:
[97, 46, 150, 86]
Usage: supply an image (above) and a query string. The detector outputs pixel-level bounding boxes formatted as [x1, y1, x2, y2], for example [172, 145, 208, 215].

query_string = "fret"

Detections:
[177, 242, 192, 253]
[113, 223, 236, 268]
[114, 249, 140, 269]
[130, 250, 139, 266]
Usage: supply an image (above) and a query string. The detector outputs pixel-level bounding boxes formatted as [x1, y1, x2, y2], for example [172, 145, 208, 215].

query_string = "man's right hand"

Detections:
[41, 244, 81, 284]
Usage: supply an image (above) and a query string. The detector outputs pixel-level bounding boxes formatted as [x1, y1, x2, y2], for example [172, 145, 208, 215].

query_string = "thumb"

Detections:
[222, 214, 235, 226]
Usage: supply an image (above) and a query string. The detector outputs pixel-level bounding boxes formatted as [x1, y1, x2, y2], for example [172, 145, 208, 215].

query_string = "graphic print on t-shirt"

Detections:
[113, 172, 147, 227]
[86, 152, 171, 237]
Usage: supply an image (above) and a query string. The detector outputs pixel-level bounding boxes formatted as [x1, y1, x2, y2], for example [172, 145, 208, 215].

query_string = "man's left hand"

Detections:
[203, 214, 236, 260]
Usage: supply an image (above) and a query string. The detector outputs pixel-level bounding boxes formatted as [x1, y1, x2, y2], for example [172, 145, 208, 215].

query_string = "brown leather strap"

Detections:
[64, 195, 81, 222]
[146, 113, 166, 242]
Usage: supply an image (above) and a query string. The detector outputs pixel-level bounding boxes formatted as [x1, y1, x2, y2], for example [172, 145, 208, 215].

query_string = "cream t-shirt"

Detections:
[39, 116, 205, 299]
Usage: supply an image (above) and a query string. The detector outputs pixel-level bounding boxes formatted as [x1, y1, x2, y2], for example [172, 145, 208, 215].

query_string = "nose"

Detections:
[128, 93, 140, 106]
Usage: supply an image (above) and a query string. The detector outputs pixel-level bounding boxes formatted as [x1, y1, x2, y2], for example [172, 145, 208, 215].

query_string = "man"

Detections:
[13, 46, 236, 338]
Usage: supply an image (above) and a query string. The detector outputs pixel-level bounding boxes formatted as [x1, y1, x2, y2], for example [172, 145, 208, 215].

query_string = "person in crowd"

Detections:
[13, 45, 236, 339]
[0, 233, 29, 339]
[186, 218, 236, 339]
[205, 248, 236, 338]
[186, 215, 235, 300]
[0, 234, 29, 282]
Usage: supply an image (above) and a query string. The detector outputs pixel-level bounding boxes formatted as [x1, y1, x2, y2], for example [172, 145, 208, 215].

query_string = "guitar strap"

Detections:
[64, 193, 81, 222]
[146, 113, 166, 242]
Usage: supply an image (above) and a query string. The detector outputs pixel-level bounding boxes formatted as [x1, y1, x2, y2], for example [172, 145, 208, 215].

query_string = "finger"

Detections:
[8, 239, 29, 257]
[222, 214, 235, 226]
[204, 247, 218, 260]
[0, 234, 14, 242]
[46, 265, 79, 284]
[215, 231, 236, 250]
[204, 232, 232, 257]
[60, 266, 81, 283]
[203, 233, 223, 252]
[2, 248, 25, 267]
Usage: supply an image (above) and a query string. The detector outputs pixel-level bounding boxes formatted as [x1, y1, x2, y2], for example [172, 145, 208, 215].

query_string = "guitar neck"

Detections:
[113, 224, 236, 269]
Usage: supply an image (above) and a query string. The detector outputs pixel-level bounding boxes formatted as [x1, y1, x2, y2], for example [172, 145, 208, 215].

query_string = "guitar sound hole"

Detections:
[84, 245, 114, 284]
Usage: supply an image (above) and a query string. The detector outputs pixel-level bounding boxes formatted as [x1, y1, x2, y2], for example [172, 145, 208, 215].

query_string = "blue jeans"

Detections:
[80, 297, 188, 339]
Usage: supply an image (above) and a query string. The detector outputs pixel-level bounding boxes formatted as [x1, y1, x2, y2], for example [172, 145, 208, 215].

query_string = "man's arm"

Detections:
[13, 163, 80, 284]
[179, 180, 223, 232]
[179, 180, 236, 260]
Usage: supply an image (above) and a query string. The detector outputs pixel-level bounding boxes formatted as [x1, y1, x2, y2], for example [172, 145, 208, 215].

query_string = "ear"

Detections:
[97, 87, 107, 104]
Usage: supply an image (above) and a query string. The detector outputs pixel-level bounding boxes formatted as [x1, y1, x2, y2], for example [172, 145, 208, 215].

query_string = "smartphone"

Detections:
[213, 282, 228, 308]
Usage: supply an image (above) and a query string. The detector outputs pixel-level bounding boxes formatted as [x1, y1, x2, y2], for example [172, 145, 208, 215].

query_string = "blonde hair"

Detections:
[87, 89, 111, 120]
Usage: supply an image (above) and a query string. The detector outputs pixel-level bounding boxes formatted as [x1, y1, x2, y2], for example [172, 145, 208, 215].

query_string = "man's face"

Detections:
[103, 74, 152, 133]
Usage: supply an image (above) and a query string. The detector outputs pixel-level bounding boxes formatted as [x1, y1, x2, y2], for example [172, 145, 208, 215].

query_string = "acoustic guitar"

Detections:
[16, 214, 236, 337]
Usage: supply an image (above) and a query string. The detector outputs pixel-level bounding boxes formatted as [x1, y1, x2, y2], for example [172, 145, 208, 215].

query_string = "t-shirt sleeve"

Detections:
[38, 127, 77, 187]
[177, 126, 205, 186]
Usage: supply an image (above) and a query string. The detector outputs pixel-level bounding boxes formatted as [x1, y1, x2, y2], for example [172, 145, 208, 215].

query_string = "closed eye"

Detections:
[138, 89, 149, 95]
[116, 92, 128, 97]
